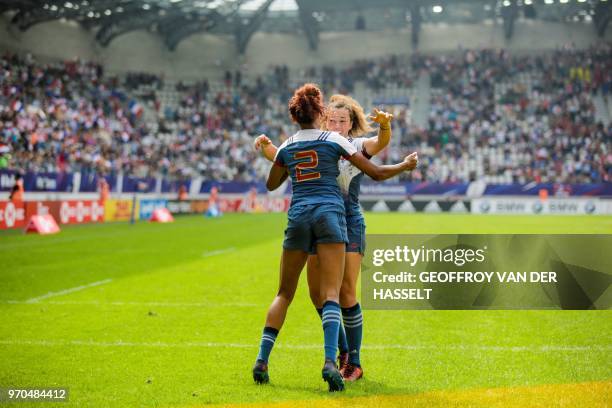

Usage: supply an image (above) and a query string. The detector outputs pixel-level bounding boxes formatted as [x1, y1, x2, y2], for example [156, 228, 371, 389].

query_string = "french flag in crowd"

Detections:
[128, 100, 143, 118]
[10, 99, 22, 112]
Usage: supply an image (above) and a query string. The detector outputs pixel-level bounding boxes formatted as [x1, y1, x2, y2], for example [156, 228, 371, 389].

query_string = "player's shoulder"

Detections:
[326, 132, 357, 153]
[348, 136, 367, 149]
[276, 132, 304, 153]
[325, 131, 345, 143]
[277, 138, 290, 152]
[281, 129, 325, 147]
[326, 131, 351, 146]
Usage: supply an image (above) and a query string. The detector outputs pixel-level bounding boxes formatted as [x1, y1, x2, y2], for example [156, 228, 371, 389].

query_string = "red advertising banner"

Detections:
[2, 196, 290, 229]
[58, 200, 105, 225]
[260, 197, 291, 213]
[217, 198, 242, 213]
[25, 201, 61, 223]
[0, 201, 26, 229]
[217, 197, 290, 213]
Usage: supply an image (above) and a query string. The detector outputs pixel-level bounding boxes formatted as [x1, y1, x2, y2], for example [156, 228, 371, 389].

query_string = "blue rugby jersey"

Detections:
[337, 137, 373, 217]
[274, 129, 357, 209]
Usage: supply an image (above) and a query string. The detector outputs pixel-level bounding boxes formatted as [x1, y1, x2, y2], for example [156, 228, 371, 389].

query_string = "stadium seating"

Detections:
[1, 48, 610, 184]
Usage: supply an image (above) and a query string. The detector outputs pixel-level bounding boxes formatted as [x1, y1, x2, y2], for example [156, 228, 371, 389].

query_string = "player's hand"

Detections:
[253, 134, 271, 151]
[404, 152, 418, 170]
[369, 108, 393, 127]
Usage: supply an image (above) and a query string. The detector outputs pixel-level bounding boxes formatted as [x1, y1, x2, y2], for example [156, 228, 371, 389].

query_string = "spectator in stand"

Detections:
[9, 174, 23, 202]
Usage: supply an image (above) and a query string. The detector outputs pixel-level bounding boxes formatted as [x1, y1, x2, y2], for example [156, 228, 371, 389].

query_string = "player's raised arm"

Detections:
[348, 151, 418, 181]
[254, 134, 278, 162]
[362, 108, 393, 156]
[266, 144, 289, 191]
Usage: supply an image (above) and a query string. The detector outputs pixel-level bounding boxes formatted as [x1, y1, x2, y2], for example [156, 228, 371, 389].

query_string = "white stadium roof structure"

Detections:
[0, 0, 609, 52]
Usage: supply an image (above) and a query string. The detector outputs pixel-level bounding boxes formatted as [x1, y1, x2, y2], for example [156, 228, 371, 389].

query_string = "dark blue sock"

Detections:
[317, 307, 348, 354]
[256, 326, 278, 363]
[321, 301, 341, 361]
[342, 303, 363, 367]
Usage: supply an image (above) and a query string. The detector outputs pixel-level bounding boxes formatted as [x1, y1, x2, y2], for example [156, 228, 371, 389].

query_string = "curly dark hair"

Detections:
[288, 83, 325, 125]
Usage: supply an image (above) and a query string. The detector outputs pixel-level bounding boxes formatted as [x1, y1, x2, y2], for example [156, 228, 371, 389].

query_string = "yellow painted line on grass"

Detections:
[196, 381, 611, 408]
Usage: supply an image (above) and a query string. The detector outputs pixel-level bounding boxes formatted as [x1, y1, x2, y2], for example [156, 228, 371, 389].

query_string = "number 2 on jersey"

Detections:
[294, 150, 321, 182]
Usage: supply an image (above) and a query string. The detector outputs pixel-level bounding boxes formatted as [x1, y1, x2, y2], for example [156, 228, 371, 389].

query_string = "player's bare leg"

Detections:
[253, 249, 308, 384]
[307, 254, 322, 308]
[266, 249, 308, 328]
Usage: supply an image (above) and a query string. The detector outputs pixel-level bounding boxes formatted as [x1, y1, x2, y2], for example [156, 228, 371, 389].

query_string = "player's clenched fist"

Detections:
[253, 134, 271, 151]
[368, 108, 393, 128]
[404, 152, 418, 170]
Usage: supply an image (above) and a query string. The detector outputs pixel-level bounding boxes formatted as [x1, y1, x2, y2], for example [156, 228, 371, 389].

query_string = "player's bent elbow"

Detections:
[369, 170, 384, 181]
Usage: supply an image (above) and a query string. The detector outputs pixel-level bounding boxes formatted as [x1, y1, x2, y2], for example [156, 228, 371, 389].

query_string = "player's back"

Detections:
[274, 129, 356, 209]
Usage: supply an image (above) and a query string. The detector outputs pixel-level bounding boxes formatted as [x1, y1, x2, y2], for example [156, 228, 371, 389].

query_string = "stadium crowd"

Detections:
[390, 47, 611, 183]
[0, 47, 610, 184]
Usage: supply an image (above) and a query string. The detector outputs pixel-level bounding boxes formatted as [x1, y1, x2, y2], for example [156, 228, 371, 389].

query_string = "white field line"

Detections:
[1, 300, 574, 311]
[0, 338, 609, 352]
[202, 247, 235, 257]
[23, 279, 113, 303]
[4, 300, 259, 308]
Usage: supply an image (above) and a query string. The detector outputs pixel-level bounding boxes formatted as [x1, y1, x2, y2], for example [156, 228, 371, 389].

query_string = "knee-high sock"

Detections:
[321, 301, 342, 361]
[342, 303, 363, 366]
[256, 326, 278, 363]
[317, 307, 348, 354]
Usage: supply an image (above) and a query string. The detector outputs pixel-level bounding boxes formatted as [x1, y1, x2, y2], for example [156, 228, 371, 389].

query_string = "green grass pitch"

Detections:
[1, 213, 611, 407]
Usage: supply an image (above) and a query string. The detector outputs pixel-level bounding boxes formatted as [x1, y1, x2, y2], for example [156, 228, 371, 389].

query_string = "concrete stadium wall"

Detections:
[1, 14, 610, 79]
[0, 16, 235, 79]
[244, 20, 610, 72]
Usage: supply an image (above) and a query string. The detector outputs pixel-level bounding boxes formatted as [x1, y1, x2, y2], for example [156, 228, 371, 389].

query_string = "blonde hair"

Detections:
[321, 94, 374, 137]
